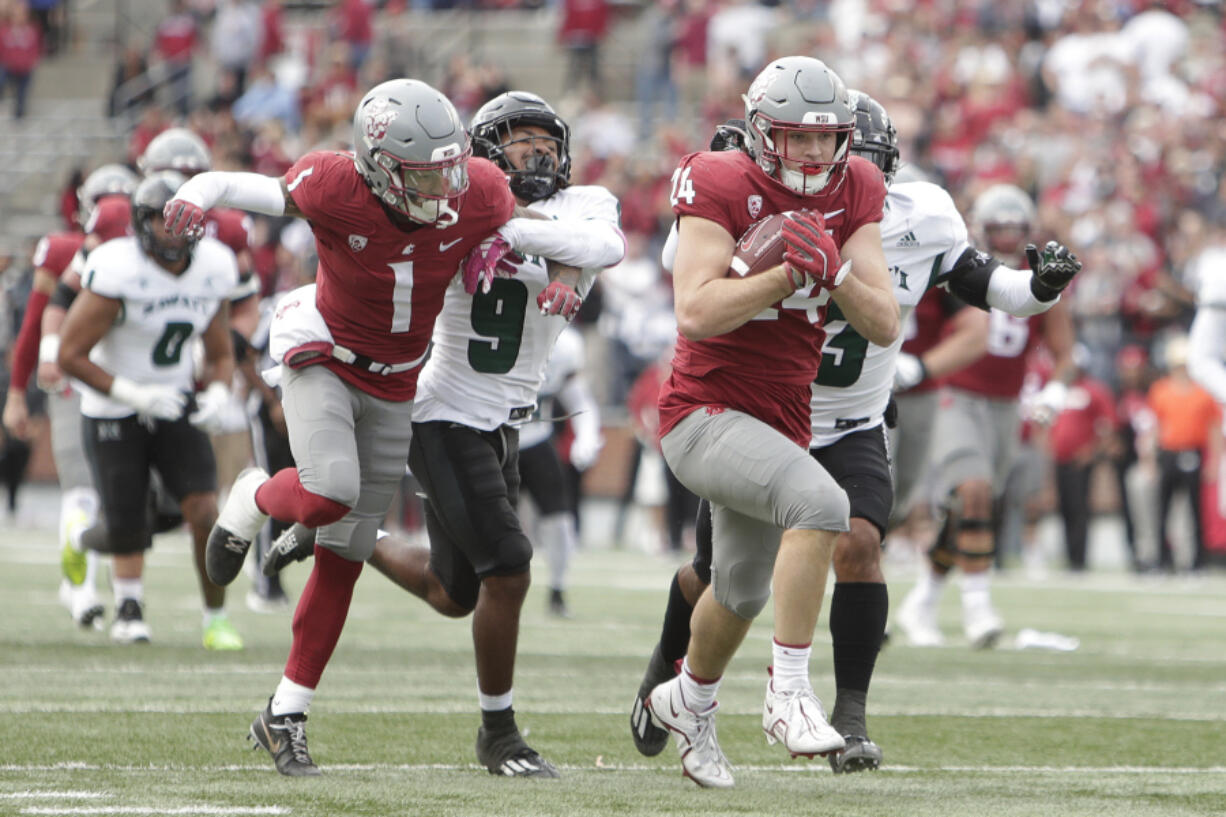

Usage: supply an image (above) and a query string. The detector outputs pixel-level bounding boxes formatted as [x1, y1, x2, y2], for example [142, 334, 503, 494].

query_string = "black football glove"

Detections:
[1026, 240, 1082, 301]
[710, 119, 749, 152]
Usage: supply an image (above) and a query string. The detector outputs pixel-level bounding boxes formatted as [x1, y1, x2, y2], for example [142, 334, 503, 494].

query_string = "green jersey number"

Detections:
[467, 278, 529, 374]
[152, 321, 195, 366]
[815, 303, 868, 388]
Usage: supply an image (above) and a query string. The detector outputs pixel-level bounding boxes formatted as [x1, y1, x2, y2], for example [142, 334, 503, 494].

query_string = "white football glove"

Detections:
[893, 353, 928, 392]
[110, 376, 189, 421]
[1029, 380, 1069, 426]
[188, 381, 234, 434]
[569, 433, 604, 471]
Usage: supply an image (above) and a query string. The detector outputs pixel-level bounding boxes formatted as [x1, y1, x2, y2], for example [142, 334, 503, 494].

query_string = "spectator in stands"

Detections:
[258, 0, 286, 66]
[153, 0, 198, 117]
[210, 0, 263, 101]
[108, 42, 155, 119]
[1148, 334, 1220, 572]
[0, 0, 43, 120]
[232, 61, 300, 133]
[1049, 346, 1119, 571]
[300, 41, 358, 145]
[558, 0, 609, 98]
[329, 0, 373, 74]
[26, 0, 59, 56]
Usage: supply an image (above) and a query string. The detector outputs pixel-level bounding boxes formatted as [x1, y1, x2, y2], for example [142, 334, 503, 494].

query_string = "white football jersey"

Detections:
[412, 185, 619, 431]
[808, 181, 971, 447]
[78, 236, 239, 419]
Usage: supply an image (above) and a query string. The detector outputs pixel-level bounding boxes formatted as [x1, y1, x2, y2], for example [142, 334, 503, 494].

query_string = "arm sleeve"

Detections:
[173, 171, 287, 216]
[1188, 304, 1226, 405]
[499, 216, 625, 269]
[9, 290, 50, 390]
[49, 280, 78, 309]
[947, 246, 1058, 317]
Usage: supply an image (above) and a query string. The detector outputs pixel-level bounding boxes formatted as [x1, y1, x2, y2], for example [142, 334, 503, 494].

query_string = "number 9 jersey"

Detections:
[77, 236, 239, 419]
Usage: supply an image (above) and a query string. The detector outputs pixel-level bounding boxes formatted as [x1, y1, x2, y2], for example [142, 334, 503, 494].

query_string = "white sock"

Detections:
[770, 638, 811, 691]
[376, 528, 390, 542]
[961, 570, 992, 609]
[679, 657, 720, 712]
[915, 563, 947, 606]
[271, 676, 315, 716]
[112, 578, 142, 606]
[478, 689, 513, 712]
[202, 607, 228, 628]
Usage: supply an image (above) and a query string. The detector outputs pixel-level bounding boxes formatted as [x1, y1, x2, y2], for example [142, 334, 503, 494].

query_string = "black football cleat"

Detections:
[828, 734, 883, 774]
[629, 644, 674, 757]
[249, 698, 321, 777]
[263, 523, 317, 577]
[475, 726, 560, 778]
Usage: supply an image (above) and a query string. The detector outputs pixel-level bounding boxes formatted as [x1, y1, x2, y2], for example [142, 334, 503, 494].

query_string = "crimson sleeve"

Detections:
[10, 289, 50, 391]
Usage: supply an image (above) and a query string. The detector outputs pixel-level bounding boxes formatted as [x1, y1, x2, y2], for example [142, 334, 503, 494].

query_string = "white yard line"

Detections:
[20, 809, 288, 816]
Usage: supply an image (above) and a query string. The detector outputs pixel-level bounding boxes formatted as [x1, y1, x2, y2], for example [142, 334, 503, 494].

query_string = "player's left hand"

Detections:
[537, 281, 583, 321]
[1026, 241, 1081, 299]
[782, 211, 848, 291]
[163, 198, 207, 239]
[570, 433, 604, 471]
[188, 381, 233, 434]
[462, 235, 522, 295]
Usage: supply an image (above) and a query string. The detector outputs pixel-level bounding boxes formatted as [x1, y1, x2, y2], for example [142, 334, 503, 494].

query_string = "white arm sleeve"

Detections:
[499, 217, 625, 269]
[1188, 304, 1226, 405]
[986, 264, 1059, 317]
[558, 374, 601, 442]
[173, 171, 286, 216]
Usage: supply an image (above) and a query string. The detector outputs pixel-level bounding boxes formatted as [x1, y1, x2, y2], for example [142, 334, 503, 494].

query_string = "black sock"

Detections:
[828, 582, 889, 735]
[481, 706, 516, 734]
[658, 571, 694, 667]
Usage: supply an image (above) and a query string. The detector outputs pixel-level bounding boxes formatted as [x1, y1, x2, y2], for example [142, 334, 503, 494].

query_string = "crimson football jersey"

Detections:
[900, 286, 969, 395]
[944, 310, 1044, 399]
[9, 231, 86, 390]
[205, 208, 252, 256]
[658, 151, 886, 447]
[284, 150, 515, 401]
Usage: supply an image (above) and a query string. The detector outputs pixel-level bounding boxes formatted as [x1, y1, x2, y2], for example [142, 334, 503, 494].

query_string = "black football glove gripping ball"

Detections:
[1027, 240, 1082, 301]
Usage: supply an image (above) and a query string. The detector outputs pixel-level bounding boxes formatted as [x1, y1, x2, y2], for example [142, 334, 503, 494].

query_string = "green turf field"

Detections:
[2, 524, 1224, 817]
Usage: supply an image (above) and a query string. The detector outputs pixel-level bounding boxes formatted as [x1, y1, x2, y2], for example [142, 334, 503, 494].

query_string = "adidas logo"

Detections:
[896, 230, 920, 248]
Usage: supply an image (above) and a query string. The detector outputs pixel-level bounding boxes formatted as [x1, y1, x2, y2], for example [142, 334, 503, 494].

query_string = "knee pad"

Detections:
[296, 484, 352, 528]
[714, 558, 772, 620]
[482, 532, 533, 578]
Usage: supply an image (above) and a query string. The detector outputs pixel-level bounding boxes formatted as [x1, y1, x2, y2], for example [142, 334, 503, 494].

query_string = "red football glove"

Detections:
[461, 235, 522, 295]
[781, 211, 846, 291]
[537, 281, 583, 321]
[163, 198, 207, 239]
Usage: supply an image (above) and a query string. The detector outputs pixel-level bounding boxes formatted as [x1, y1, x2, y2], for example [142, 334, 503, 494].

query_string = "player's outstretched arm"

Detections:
[164, 172, 297, 236]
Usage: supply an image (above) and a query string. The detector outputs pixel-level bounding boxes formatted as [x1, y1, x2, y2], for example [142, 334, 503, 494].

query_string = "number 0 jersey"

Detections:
[77, 236, 239, 419]
[808, 181, 972, 447]
[412, 185, 619, 430]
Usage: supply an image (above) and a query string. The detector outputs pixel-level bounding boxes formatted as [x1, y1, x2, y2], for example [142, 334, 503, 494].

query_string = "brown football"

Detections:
[728, 211, 793, 278]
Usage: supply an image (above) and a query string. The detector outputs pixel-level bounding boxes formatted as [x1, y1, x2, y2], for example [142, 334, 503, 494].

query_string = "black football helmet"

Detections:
[470, 91, 571, 203]
[847, 90, 899, 184]
[132, 171, 195, 265]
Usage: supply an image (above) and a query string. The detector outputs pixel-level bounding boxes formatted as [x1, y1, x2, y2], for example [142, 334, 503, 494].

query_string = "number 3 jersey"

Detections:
[411, 184, 621, 431]
[77, 236, 239, 419]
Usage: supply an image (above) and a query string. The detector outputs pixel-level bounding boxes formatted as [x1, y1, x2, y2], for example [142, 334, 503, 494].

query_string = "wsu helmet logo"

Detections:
[363, 98, 398, 143]
[747, 195, 763, 218]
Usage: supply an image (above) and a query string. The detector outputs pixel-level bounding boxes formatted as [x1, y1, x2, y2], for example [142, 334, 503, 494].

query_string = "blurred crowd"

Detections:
[3, 0, 1226, 572]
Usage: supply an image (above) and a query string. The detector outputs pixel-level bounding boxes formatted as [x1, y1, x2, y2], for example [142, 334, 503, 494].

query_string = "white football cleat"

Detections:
[646, 676, 734, 788]
[896, 587, 945, 647]
[110, 598, 151, 644]
[963, 600, 1004, 650]
[762, 675, 845, 758]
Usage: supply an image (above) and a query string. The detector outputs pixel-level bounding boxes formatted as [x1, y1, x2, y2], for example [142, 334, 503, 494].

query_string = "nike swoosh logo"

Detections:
[823, 209, 845, 219]
[439, 238, 462, 251]
[263, 722, 283, 753]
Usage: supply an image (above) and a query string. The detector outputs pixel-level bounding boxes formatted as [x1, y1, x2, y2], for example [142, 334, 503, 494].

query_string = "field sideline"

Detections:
[2, 520, 1224, 817]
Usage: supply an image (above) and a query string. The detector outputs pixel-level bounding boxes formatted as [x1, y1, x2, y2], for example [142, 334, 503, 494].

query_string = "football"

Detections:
[728, 211, 793, 278]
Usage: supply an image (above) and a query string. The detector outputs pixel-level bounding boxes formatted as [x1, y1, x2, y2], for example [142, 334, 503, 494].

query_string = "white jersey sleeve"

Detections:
[411, 185, 616, 431]
[1189, 257, 1226, 405]
[808, 182, 968, 447]
[78, 237, 239, 418]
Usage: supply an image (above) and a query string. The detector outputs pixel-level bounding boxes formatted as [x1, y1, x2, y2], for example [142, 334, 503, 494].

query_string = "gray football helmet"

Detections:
[77, 163, 139, 226]
[470, 90, 570, 203]
[352, 79, 471, 226]
[743, 56, 855, 195]
[971, 184, 1036, 262]
[847, 90, 899, 184]
[132, 171, 194, 265]
[138, 128, 212, 176]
